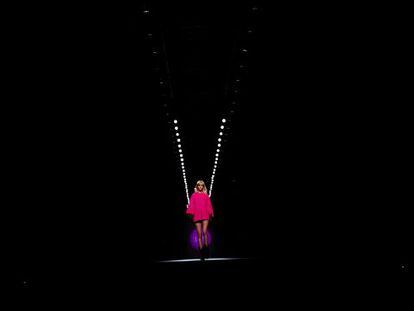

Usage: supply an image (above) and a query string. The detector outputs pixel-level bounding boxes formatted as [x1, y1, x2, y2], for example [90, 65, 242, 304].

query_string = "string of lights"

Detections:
[172, 119, 190, 204]
[141, 3, 261, 203]
[209, 118, 227, 197]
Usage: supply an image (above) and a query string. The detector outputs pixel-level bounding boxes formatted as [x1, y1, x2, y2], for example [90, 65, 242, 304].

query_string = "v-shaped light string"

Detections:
[172, 119, 190, 204]
[172, 117, 227, 203]
[209, 118, 226, 197]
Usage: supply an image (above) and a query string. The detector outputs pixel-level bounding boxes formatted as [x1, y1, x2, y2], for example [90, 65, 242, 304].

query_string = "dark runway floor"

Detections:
[14, 255, 409, 307]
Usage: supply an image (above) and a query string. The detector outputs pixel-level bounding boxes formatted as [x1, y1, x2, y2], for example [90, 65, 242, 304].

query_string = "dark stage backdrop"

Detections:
[7, 3, 409, 289]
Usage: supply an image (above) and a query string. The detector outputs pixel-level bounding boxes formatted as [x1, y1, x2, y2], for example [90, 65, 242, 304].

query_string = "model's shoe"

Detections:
[204, 245, 210, 258]
[199, 247, 205, 261]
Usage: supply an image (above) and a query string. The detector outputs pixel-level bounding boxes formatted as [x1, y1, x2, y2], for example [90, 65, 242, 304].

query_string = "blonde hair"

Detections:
[194, 180, 208, 194]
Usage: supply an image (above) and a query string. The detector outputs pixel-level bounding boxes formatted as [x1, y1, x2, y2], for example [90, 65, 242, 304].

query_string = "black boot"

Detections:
[199, 247, 205, 261]
[204, 244, 210, 259]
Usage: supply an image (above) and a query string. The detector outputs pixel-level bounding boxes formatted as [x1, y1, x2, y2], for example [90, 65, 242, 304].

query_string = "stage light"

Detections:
[173, 119, 178, 124]
[174, 126, 178, 130]
[190, 229, 211, 250]
[219, 132, 223, 136]
[177, 139, 181, 143]
[176, 133, 180, 137]
[180, 154, 183, 158]
[218, 144, 221, 147]
[178, 144, 181, 148]
[215, 154, 219, 157]
[220, 125, 224, 129]
[216, 149, 220, 153]
[179, 149, 182, 153]
[180, 158, 184, 161]
[222, 118, 226, 123]
[218, 138, 222, 142]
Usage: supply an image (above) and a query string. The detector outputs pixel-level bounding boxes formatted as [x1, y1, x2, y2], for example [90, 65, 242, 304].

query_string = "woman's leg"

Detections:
[195, 222, 203, 249]
[202, 220, 209, 247]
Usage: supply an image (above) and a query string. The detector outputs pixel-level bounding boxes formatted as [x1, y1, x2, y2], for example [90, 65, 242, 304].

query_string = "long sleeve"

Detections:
[207, 196, 214, 217]
[186, 194, 196, 215]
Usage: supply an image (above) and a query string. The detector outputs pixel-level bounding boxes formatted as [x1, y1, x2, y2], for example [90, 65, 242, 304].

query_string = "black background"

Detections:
[6, 1, 409, 294]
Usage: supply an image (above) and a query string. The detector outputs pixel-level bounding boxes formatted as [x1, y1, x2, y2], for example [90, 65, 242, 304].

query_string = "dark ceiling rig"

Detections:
[139, 2, 262, 200]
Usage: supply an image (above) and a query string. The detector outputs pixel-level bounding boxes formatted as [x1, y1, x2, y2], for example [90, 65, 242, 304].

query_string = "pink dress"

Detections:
[186, 192, 214, 222]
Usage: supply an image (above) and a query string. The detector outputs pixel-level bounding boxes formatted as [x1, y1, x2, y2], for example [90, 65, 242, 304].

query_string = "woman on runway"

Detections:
[186, 180, 214, 260]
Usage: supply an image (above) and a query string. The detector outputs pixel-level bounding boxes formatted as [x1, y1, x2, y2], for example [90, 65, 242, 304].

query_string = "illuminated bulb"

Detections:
[176, 133, 179, 137]
[174, 126, 178, 130]
[177, 138, 181, 142]
[219, 132, 223, 136]
[220, 125, 224, 129]
[173, 120, 178, 124]
[218, 144, 221, 147]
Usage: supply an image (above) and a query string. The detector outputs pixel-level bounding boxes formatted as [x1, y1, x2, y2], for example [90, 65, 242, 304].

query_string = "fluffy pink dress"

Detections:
[186, 191, 214, 222]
